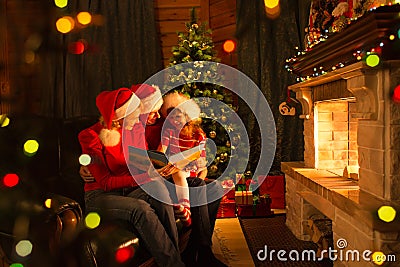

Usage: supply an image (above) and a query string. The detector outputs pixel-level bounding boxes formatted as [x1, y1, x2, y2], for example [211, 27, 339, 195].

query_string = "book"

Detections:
[128, 143, 205, 170]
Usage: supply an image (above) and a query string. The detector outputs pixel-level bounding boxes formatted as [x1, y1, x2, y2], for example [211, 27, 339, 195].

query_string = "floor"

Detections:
[212, 217, 255, 267]
[212, 210, 333, 267]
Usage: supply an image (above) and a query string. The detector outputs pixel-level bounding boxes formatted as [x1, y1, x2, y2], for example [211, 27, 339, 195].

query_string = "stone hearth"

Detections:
[282, 6, 400, 266]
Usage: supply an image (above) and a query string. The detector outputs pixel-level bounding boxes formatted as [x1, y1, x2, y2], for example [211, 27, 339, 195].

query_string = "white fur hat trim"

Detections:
[141, 86, 163, 114]
[114, 93, 141, 121]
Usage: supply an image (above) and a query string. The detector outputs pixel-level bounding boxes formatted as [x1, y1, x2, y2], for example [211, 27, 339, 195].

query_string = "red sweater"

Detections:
[78, 122, 151, 192]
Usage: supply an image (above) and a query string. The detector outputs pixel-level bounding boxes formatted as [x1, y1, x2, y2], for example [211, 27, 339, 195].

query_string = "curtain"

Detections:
[40, 0, 162, 119]
[236, 0, 309, 174]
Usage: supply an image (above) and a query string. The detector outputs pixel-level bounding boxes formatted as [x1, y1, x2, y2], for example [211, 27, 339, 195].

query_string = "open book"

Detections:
[128, 143, 205, 170]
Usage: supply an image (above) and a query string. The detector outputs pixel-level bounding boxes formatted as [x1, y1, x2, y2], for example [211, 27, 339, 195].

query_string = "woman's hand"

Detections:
[80, 165, 95, 182]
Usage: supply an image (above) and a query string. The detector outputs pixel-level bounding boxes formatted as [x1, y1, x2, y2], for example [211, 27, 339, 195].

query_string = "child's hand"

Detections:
[157, 163, 179, 177]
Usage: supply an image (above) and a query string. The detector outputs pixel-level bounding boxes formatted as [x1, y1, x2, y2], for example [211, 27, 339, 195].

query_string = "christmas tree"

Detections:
[166, 8, 247, 180]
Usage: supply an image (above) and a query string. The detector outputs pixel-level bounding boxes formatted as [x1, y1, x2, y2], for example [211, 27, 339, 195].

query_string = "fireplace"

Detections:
[282, 6, 400, 266]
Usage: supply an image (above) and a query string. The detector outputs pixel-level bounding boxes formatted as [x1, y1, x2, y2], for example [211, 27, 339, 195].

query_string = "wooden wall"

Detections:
[154, 0, 237, 68]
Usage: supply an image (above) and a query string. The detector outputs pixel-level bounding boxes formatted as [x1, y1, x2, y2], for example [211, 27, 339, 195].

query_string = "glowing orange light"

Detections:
[265, 4, 281, 19]
[393, 85, 400, 103]
[68, 41, 85, 54]
[115, 246, 135, 263]
[3, 173, 19, 187]
[77, 12, 92, 25]
[56, 16, 75, 34]
[223, 40, 236, 53]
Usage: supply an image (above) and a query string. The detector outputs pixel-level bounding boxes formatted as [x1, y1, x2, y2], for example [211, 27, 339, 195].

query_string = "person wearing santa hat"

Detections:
[78, 87, 184, 267]
[80, 84, 227, 267]
[126, 86, 226, 266]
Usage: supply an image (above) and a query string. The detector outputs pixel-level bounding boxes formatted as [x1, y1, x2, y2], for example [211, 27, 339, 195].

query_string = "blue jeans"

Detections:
[85, 180, 184, 267]
[167, 177, 223, 249]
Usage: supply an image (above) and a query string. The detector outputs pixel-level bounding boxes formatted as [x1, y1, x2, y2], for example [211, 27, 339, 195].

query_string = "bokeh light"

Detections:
[265, 4, 281, 19]
[85, 212, 101, 229]
[79, 154, 91, 166]
[389, 34, 395, 41]
[0, 114, 10, 127]
[372, 251, 385, 265]
[398, 28, 400, 39]
[23, 139, 39, 156]
[56, 16, 75, 34]
[3, 173, 19, 187]
[77, 12, 92, 25]
[44, 198, 52, 209]
[15, 240, 33, 257]
[392, 84, 400, 103]
[115, 246, 135, 263]
[54, 0, 68, 8]
[68, 41, 85, 55]
[10, 263, 24, 267]
[223, 40, 236, 53]
[264, 0, 279, 8]
[24, 51, 35, 64]
[366, 54, 380, 67]
[377, 205, 396, 222]
[25, 34, 42, 51]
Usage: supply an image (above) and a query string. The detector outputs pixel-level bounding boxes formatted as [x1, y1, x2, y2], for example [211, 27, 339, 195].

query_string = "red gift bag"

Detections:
[258, 175, 285, 209]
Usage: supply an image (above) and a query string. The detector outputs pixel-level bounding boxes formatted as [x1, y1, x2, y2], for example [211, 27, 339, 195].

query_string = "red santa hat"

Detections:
[96, 87, 140, 146]
[160, 92, 200, 120]
[131, 84, 163, 114]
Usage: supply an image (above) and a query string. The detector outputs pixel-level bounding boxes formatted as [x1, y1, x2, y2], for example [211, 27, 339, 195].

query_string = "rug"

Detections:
[239, 215, 333, 267]
[212, 218, 255, 266]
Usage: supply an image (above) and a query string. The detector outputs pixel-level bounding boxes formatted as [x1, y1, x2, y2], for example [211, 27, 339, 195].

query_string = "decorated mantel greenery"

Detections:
[286, 1, 400, 81]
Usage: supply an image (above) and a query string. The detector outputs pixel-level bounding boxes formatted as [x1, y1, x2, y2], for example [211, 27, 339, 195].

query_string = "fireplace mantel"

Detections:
[283, 7, 400, 264]
[288, 5, 400, 78]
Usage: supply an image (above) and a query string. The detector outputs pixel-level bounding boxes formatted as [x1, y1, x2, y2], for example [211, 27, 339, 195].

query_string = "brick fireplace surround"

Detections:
[282, 6, 400, 266]
[282, 60, 400, 266]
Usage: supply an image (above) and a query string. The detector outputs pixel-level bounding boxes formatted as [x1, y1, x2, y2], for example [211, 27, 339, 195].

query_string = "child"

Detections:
[159, 92, 207, 227]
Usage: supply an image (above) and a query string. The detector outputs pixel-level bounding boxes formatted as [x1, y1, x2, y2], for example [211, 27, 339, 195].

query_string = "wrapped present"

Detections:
[237, 203, 274, 217]
[221, 179, 235, 200]
[235, 191, 253, 205]
[217, 200, 236, 218]
[258, 175, 285, 209]
[235, 173, 245, 185]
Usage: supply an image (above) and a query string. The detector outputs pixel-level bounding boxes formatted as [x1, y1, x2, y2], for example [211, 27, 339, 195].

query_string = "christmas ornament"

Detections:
[209, 131, 217, 138]
[226, 140, 231, 147]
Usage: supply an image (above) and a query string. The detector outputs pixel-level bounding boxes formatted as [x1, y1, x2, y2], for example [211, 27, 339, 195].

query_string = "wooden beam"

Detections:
[155, 0, 200, 9]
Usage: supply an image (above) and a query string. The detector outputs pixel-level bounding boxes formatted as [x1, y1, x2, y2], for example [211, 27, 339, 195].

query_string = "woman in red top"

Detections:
[78, 86, 184, 267]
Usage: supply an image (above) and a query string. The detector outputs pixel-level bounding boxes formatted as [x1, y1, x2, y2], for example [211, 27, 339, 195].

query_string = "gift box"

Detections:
[235, 191, 253, 205]
[216, 200, 236, 218]
[237, 203, 274, 217]
[221, 179, 235, 200]
[258, 175, 285, 209]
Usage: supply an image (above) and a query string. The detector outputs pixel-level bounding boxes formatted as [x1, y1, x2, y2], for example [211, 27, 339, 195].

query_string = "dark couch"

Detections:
[0, 115, 190, 267]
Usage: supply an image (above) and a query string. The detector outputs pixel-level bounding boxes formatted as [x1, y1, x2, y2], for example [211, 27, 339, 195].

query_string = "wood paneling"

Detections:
[155, 8, 193, 21]
[158, 20, 187, 33]
[155, 0, 236, 68]
[210, 0, 235, 18]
